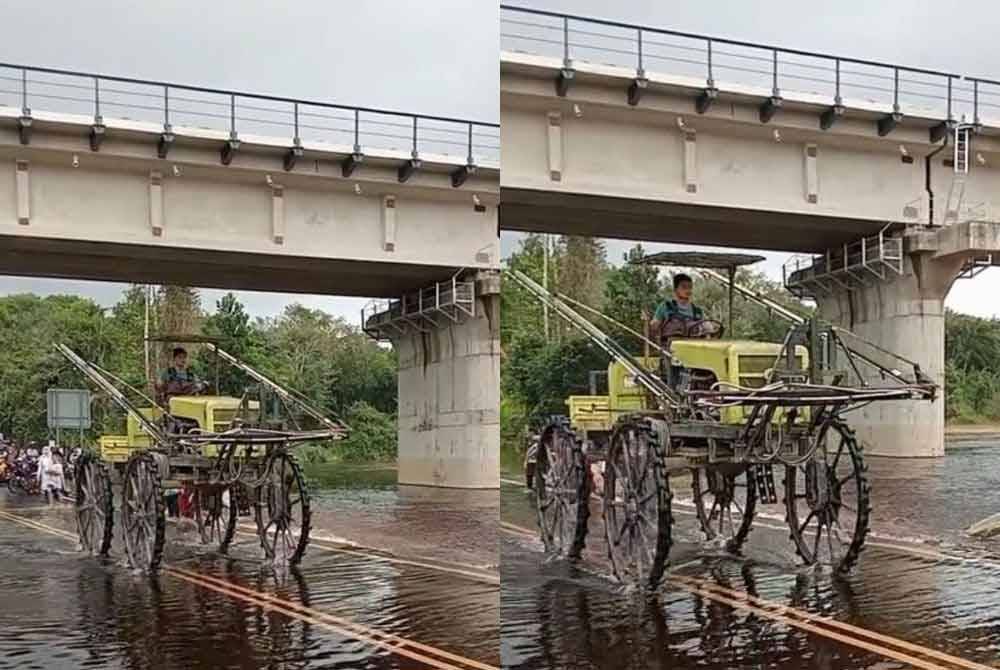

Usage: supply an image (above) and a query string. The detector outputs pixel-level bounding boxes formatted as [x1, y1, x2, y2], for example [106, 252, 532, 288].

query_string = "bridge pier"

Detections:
[368, 272, 500, 488]
[814, 259, 958, 457]
[806, 223, 1000, 457]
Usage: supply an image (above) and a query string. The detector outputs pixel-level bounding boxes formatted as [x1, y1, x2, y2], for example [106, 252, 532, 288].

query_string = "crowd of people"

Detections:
[0, 439, 80, 504]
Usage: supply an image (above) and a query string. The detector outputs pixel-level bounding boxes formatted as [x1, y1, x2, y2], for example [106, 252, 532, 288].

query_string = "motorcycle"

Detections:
[7, 453, 40, 496]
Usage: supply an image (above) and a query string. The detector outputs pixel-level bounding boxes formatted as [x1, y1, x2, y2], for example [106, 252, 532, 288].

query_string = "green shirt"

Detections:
[654, 299, 703, 322]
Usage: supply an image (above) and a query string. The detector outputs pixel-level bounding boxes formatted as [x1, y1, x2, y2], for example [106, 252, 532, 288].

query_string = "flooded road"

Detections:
[501, 442, 1000, 669]
[0, 464, 499, 670]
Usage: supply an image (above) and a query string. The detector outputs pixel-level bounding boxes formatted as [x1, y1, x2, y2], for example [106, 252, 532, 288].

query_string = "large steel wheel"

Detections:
[75, 453, 114, 556]
[196, 485, 237, 554]
[692, 465, 757, 554]
[784, 418, 871, 574]
[256, 451, 311, 565]
[535, 421, 590, 559]
[603, 417, 672, 590]
[121, 452, 166, 572]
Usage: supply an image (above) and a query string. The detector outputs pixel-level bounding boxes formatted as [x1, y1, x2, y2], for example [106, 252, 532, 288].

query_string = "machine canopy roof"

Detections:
[632, 251, 765, 270]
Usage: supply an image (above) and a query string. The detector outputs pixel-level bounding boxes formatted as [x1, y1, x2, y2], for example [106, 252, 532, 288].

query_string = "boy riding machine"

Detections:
[58, 336, 348, 572]
[507, 252, 936, 590]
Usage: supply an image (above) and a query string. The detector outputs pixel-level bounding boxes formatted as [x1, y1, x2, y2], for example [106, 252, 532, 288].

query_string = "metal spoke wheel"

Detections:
[121, 452, 166, 572]
[255, 451, 311, 565]
[75, 453, 114, 556]
[692, 464, 757, 553]
[603, 417, 672, 590]
[535, 421, 590, 559]
[784, 418, 871, 574]
[195, 485, 237, 554]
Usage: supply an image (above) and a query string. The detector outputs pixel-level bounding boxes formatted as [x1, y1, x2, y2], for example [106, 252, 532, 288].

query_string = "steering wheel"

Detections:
[659, 317, 725, 341]
[688, 319, 725, 339]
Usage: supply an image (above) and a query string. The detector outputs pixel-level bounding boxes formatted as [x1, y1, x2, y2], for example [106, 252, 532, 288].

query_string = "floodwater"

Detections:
[501, 440, 1000, 669]
[0, 463, 499, 670]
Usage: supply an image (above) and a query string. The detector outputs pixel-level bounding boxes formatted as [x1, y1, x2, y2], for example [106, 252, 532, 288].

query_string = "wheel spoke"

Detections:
[798, 510, 816, 537]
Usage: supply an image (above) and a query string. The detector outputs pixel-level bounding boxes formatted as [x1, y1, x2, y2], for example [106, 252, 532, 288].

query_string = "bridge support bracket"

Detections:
[627, 76, 648, 106]
[18, 115, 32, 145]
[220, 137, 240, 166]
[398, 157, 421, 183]
[929, 120, 954, 144]
[157, 126, 174, 159]
[695, 87, 718, 114]
[451, 163, 477, 188]
[759, 96, 782, 124]
[820, 104, 845, 130]
[877, 111, 903, 137]
[342, 152, 363, 178]
[283, 145, 303, 172]
[555, 68, 575, 97]
[89, 121, 106, 152]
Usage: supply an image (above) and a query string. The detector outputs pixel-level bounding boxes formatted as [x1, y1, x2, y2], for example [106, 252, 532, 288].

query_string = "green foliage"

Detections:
[298, 401, 397, 464]
[503, 332, 607, 425]
[945, 310, 1000, 422]
[199, 292, 264, 395]
[603, 244, 662, 353]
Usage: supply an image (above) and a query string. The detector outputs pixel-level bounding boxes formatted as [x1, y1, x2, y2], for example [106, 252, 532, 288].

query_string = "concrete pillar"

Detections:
[395, 272, 500, 488]
[814, 254, 962, 457]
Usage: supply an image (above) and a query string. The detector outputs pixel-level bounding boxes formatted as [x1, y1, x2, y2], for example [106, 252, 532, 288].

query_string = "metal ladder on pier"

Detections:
[944, 124, 973, 225]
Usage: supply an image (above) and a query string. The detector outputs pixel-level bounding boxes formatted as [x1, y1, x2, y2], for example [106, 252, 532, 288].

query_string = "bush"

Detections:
[334, 401, 397, 462]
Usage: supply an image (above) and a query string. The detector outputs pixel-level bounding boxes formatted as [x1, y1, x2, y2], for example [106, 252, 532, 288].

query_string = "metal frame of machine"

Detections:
[506, 254, 935, 590]
[57, 338, 348, 573]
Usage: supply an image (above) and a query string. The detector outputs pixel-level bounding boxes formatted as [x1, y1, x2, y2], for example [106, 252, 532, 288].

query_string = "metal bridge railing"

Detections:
[0, 62, 500, 166]
[361, 276, 477, 341]
[500, 5, 1000, 128]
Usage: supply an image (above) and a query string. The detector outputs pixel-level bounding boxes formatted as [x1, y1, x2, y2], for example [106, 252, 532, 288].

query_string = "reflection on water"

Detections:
[502, 442, 1000, 669]
[0, 462, 499, 669]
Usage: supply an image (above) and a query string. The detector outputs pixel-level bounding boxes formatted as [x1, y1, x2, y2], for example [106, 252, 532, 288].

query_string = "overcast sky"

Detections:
[499, 0, 1000, 317]
[3, 2, 999, 318]
[0, 0, 498, 321]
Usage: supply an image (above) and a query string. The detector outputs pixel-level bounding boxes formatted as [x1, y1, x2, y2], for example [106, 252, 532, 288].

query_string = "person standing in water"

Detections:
[37, 445, 66, 505]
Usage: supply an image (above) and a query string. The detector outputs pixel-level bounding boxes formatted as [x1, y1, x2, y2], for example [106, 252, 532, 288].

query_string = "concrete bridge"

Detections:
[0, 63, 500, 487]
[500, 5, 1000, 457]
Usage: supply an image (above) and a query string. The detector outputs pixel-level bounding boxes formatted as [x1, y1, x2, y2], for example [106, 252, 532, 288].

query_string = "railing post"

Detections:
[771, 49, 779, 97]
[892, 67, 900, 113]
[411, 116, 418, 160]
[229, 93, 237, 140]
[636, 28, 644, 77]
[834, 58, 842, 105]
[562, 16, 571, 68]
[93, 77, 102, 125]
[353, 109, 361, 154]
[293, 101, 300, 146]
[467, 123, 474, 165]
[974, 80, 981, 126]
[946, 76, 953, 121]
[163, 85, 170, 131]
[21, 68, 28, 116]
[706, 39, 714, 88]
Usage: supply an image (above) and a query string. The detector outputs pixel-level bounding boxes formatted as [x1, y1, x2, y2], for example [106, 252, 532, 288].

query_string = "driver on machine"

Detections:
[650, 273, 706, 341]
[156, 346, 207, 403]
